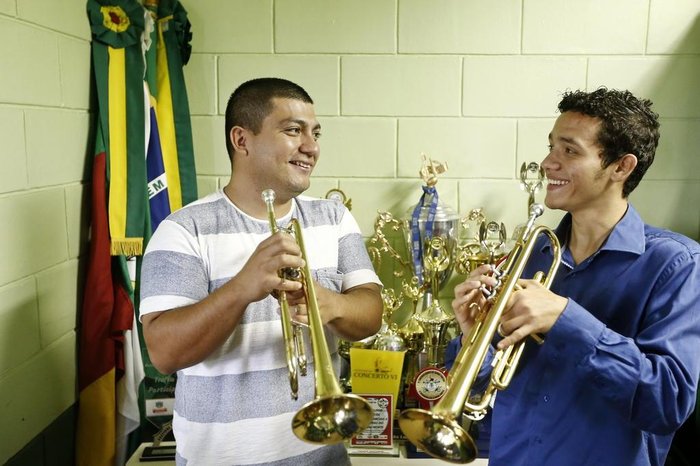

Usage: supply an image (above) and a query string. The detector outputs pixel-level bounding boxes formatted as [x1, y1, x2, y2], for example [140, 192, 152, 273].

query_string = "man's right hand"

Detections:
[234, 231, 305, 303]
[451, 263, 499, 345]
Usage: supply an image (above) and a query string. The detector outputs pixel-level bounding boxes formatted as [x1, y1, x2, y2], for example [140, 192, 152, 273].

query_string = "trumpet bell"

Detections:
[292, 393, 374, 445]
[399, 409, 477, 464]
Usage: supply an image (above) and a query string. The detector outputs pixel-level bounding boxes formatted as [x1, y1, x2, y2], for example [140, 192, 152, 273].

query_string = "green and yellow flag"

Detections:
[78, 1, 197, 464]
[88, 0, 149, 256]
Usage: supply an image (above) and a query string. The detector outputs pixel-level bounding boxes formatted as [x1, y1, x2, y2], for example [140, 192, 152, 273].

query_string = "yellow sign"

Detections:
[350, 348, 405, 404]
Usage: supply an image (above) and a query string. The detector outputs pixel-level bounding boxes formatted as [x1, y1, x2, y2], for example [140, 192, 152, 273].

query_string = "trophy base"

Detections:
[140, 444, 176, 462]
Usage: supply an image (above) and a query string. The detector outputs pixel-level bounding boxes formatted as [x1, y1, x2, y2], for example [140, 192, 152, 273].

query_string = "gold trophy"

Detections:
[396, 277, 425, 406]
[374, 288, 407, 352]
[369, 155, 460, 412]
[454, 208, 487, 275]
[403, 155, 458, 370]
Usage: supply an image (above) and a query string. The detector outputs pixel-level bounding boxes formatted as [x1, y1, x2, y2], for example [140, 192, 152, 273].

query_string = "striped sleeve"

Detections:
[139, 215, 207, 317]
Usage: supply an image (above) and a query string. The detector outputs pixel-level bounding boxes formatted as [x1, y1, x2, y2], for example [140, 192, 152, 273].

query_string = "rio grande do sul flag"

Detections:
[76, 121, 135, 466]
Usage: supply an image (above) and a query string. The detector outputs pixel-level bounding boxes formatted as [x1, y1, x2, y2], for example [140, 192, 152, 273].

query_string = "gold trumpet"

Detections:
[262, 189, 374, 444]
[263, 189, 307, 401]
[398, 203, 562, 463]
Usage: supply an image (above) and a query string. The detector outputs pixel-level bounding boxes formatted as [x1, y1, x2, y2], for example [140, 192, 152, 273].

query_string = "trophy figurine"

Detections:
[509, 161, 546, 244]
[480, 220, 508, 264]
[520, 161, 545, 213]
[374, 288, 407, 352]
[140, 420, 175, 461]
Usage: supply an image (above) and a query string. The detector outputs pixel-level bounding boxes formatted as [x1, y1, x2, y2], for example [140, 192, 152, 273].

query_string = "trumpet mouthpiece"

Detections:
[262, 189, 276, 204]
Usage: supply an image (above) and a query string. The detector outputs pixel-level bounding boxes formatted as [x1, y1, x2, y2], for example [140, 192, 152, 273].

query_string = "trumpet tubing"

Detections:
[262, 189, 374, 445]
[398, 203, 562, 463]
[263, 189, 302, 400]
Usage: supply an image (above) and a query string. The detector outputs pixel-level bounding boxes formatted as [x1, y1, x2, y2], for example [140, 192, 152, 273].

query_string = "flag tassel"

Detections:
[110, 238, 144, 256]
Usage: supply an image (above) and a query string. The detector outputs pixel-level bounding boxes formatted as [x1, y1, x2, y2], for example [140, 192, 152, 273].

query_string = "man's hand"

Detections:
[497, 279, 568, 349]
[452, 264, 499, 345]
[284, 281, 382, 341]
[284, 278, 343, 326]
[236, 231, 304, 303]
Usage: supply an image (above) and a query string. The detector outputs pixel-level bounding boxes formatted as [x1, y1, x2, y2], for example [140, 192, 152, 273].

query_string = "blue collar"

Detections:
[542, 203, 646, 260]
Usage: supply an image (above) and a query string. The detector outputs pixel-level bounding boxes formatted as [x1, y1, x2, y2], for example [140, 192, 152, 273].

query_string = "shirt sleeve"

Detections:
[337, 207, 382, 290]
[139, 217, 209, 318]
[545, 251, 700, 434]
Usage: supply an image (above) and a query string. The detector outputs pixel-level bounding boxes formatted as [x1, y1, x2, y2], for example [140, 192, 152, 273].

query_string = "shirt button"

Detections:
[543, 395, 550, 403]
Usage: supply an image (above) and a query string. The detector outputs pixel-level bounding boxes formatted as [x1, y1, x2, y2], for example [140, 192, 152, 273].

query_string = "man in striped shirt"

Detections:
[140, 78, 383, 465]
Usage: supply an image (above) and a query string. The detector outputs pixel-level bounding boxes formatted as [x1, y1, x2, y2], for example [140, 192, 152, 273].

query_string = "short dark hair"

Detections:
[224, 78, 313, 160]
[557, 87, 660, 197]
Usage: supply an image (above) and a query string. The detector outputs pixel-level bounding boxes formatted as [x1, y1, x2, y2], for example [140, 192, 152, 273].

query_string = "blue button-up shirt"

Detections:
[446, 204, 700, 466]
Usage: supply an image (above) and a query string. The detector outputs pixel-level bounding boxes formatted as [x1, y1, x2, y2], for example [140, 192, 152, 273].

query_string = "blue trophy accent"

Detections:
[410, 185, 439, 285]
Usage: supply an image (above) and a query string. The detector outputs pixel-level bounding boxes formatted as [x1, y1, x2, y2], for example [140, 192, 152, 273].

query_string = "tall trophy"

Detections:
[403, 155, 459, 368]
[368, 155, 459, 411]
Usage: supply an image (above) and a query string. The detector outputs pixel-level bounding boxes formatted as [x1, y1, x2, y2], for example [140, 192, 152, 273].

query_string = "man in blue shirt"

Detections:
[449, 88, 700, 466]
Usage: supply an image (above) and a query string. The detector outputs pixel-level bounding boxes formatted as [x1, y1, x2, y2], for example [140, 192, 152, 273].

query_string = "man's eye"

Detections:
[286, 127, 301, 135]
[313, 132, 322, 140]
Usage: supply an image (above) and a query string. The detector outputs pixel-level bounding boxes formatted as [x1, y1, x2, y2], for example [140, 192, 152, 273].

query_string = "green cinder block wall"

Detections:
[2, 0, 699, 463]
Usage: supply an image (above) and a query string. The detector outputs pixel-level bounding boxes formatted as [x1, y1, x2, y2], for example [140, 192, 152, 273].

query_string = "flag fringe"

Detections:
[111, 238, 144, 256]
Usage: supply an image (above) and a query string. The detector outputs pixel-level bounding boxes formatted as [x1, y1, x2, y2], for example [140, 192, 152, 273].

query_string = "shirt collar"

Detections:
[545, 203, 646, 257]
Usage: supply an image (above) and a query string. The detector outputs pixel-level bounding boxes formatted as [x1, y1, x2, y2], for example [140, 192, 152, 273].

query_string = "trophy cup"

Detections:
[453, 208, 511, 276]
[368, 155, 459, 413]
[403, 155, 459, 368]
[454, 208, 488, 276]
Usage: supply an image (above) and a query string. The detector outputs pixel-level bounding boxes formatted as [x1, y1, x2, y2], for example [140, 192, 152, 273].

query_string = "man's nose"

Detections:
[541, 150, 556, 169]
[300, 133, 319, 156]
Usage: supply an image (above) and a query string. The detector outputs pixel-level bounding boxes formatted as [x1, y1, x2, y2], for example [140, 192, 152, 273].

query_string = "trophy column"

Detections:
[402, 156, 459, 369]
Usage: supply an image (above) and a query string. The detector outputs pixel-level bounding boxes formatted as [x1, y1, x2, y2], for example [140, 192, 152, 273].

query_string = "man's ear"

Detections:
[230, 126, 249, 155]
[612, 153, 638, 182]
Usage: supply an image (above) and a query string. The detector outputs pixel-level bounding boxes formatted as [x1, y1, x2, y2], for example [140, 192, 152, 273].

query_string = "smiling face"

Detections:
[240, 97, 321, 202]
[542, 111, 625, 216]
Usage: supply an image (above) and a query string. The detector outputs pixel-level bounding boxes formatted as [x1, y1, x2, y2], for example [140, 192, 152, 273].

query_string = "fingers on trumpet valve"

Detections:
[284, 265, 305, 286]
[291, 304, 310, 326]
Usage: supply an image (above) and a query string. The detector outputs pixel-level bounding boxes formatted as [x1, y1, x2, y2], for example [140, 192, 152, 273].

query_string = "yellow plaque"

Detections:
[350, 348, 405, 404]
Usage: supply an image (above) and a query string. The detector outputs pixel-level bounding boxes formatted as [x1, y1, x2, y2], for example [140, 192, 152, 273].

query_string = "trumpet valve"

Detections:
[280, 266, 302, 282]
[480, 283, 496, 300]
